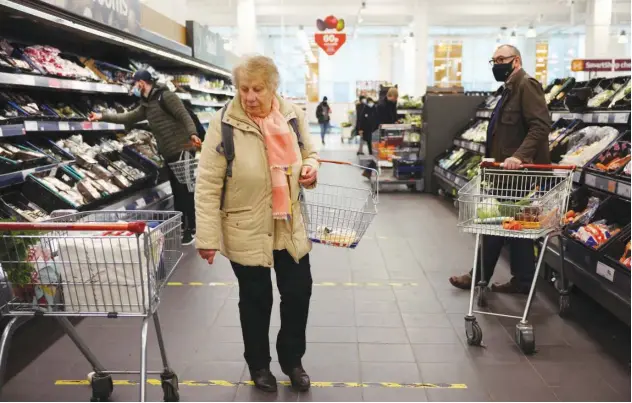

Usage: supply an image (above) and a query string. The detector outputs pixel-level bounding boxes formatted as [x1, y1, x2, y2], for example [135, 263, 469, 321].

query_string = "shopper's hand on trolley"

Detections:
[88, 112, 102, 121]
[298, 165, 318, 187]
[503, 157, 522, 170]
[198, 249, 217, 264]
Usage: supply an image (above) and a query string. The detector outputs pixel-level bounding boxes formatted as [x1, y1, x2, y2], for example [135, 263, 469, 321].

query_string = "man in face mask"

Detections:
[449, 44, 552, 294]
[89, 70, 201, 246]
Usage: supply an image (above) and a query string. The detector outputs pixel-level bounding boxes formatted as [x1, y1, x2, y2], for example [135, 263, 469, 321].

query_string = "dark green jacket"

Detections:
[102, 84, 197, 159]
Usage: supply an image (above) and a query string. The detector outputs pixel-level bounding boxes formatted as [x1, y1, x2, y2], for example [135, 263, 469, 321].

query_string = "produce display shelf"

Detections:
[0, 163, 59, 188]
[107, 181, 172, 212]
[583, 171, 631, 199]
[453, 138, 485, 154]
[397, 109, 423, 115]
[176, 93, 193, 100]
[0, 72, 128, 94]
[0, 121, 125, 136]
[183, 84, 235, 97]
[433, 165, 468, 188]
[189, 100, 226, 108]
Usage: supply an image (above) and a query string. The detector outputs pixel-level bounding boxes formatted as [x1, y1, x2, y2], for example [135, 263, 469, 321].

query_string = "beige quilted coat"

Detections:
[194, 95, 320, 267]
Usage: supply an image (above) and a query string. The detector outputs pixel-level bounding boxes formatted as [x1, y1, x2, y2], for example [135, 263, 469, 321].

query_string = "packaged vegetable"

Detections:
[620, 241, 631, 268]
[571, 220, 620, 249]
[560, 126, 619, 166]
[564, 196, 601, 225]
[587, 89, 615, 108]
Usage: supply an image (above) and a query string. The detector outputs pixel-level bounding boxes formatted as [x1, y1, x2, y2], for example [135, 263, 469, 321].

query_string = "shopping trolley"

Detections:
[167, 150, 198, 192]
[299, 159, 379, 248]
[457, 161, 575, 354]
[0, 210, 183, 402]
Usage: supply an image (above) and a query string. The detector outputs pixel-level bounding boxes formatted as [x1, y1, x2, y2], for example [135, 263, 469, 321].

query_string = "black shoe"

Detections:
[282, 366, 310, 392]
[491, 280, 530, 295]
[250, 369, 277, 392]
[181, 231, 194, 246]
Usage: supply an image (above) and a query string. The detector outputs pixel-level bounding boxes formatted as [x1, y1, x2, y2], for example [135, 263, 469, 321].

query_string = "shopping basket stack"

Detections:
[299, 159, 379, 248]
[456, 161, 575, 354]
[0, 210, 184, 402]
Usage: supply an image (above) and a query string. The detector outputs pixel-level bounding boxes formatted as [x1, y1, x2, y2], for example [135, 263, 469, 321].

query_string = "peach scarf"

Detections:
[248, 97, 299, 221]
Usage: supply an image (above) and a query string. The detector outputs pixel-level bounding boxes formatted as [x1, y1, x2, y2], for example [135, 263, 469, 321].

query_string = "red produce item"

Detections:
[324, 15, 338, 29]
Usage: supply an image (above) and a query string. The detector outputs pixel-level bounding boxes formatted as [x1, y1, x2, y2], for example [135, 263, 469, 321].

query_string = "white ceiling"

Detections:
[184, 0, 631, 28]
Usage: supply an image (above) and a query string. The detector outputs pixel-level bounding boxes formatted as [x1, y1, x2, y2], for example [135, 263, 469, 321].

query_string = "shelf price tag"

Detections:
[595, 261, 615, 282]
[584, 174, 597, 188]
[58, 121, 70, 131]
[0, 127, 3, 137]
[136, 198, 147, 208]
[582, 113, 593, 123]
[614, 113, 629, 124]
[96, 83, 111, 93]
[617, 182, 631, 198]
[597, 114, 609, 124]
[24, 121, 38, 132]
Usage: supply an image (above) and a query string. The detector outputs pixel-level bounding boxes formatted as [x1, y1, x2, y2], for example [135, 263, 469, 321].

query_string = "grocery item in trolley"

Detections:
[299, 159, 378, 248]
[168, 150, 199, 192]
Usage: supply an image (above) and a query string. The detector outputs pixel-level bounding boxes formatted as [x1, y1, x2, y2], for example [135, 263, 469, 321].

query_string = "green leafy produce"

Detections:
[497, 188, 538, 217]
[0, 219, 43, 287]
[587, 89, 615, 108]
[477, 198, 500, 219]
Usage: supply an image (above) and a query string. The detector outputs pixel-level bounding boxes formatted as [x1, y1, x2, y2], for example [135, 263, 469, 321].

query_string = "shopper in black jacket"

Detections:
[375, 87, 399, 126]
[315, 96, 331, 145]
[356, 97, 377, 155]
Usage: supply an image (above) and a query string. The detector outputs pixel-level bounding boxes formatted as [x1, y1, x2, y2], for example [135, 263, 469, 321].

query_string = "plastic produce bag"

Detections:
[560, 126, 619, 166]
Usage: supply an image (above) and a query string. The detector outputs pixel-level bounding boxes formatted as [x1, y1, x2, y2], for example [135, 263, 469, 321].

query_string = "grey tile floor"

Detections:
[1, 134, 630, 402]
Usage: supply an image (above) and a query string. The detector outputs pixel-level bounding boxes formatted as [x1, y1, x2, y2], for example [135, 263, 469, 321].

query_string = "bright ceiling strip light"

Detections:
[0, 0, 231, 78]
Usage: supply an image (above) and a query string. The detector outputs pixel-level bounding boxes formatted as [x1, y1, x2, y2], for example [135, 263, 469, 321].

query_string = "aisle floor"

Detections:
[2, 134, 630, 402]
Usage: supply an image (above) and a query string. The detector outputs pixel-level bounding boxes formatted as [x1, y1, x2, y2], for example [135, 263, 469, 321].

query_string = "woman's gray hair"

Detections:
[232, 55, 280, 91]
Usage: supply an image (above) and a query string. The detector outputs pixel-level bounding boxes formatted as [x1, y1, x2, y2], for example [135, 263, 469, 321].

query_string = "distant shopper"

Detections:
[357, 97, 377, 156]
[376, 87, 399, 126]
[195, 55, 319, 393]
[88, 70, 200, 245]
[353, 94, 366, 138]
[316, 96, 331, 145]
[449, 44, 552, 294]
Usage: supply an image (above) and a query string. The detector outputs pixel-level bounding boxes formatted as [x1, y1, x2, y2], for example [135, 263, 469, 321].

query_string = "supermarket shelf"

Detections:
[453, 138, 485, 154]
[0, 121, 125, 136]
[397, 109, 423, 115]
[0, 72, 128, 94]
[0, 163, 59, 189]
[433, 165, 468, 189]
[584, 171, 631, 199]
[551, 110, 630, 125]
[106, 181, 172, 212]
[175, 93, 193, 100]
[183, 84, 235, 97]
[189, 100, 226, 108]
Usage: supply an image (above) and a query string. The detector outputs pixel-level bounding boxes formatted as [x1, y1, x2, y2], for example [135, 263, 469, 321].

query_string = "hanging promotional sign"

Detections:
[571, 59, 632, 72]
[314, 15, 346, 56]
[186, 21, 229, 70]
[40, 0, 141, 35]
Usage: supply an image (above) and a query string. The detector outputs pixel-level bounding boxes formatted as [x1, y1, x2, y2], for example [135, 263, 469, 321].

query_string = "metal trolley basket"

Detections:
[167, 151, 198, 192]
[0, 210, 184, 402]
[299, 159, 379, 249]
[457, 162, 575, 354]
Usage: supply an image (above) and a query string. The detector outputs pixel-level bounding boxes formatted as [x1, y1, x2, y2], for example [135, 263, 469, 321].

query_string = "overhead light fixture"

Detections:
[619, 30, 628, 44]
[509, 30, 517, 44]
[526, 25, 536, 38]
[358, 15, 364, 23]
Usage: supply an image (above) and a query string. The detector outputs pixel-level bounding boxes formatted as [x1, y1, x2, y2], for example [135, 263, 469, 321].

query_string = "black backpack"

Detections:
[157, 90, 207, 140]
[218, 102, 303, 208]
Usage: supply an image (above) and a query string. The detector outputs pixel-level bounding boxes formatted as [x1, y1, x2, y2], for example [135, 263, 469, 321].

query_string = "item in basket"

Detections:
[315, 226, 358, 245]
[91, 164, 113, 180]
[570, 220, 620, 249]
[620, 241, 631, 268]
[77, 179, 102, 202]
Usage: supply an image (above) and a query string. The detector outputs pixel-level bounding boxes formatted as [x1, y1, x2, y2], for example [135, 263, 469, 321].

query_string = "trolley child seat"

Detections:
[456, 161, 575, 354]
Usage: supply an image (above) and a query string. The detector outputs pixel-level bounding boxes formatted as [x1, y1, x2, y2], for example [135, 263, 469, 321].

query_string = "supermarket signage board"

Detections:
[570, 59, 632, 72]
[314, 33, 347, 56]
[40, 0, 142, 35]
[185, 21, 229, 70]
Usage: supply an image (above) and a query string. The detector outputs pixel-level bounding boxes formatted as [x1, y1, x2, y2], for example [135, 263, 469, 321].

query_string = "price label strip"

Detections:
[596, 261, 615, 282]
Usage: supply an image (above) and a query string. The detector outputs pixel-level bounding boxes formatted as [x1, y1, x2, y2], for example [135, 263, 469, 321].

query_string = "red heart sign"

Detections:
[314, 33, 347, 56]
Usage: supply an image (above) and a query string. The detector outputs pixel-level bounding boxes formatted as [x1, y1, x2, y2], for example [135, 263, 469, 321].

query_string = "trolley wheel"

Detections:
[475, 285, 488, 308]
[558, 294, 571, 318]
[161, 371, 180, 402]
[515, 323, 536, 355]
[465, 319, 483, 346]
[89, 373, 113, 402]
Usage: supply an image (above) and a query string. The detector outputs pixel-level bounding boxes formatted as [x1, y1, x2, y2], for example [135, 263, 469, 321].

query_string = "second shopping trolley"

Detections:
[0, 210, 183, 402]
[457, 161, 575, 354]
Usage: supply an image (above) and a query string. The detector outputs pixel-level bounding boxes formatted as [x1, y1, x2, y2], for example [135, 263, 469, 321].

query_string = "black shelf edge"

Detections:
[583, 171, 631, 200]
[0, 72, 128, 94]
[453, 138, 485, 154]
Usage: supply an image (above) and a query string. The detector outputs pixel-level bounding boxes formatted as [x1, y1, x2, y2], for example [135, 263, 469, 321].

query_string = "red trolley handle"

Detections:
[480, 161, 576, 170]
[0, 221, 147, 234]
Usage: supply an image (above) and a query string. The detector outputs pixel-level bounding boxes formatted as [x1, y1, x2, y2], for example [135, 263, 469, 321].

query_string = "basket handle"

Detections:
[0, 221, 147, 234]
[480, 161, 576, 170]
[316, 159, 380, 204]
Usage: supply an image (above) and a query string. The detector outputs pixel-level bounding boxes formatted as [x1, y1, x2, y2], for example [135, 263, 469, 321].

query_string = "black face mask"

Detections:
[492, 61, 515, 82]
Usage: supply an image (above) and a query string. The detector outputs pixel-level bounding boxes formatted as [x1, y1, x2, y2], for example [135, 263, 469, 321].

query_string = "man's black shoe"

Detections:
[250, 369, 277, 393]
[181, 231, 194, 246]
[282, 366, 310, 392]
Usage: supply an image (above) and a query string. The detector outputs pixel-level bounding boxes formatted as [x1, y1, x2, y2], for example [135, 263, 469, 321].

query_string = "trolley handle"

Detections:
[0, 221, 147, 234]
[316, 159, 380, 203]
[480, 161, 576, 171]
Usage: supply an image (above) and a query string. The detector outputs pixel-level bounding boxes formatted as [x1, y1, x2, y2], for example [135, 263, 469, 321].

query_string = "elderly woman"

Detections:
[195, 55, 319, 393]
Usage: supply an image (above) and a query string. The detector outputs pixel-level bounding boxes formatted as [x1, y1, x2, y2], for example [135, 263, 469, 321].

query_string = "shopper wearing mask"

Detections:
[357, 97, 377, 156]
[376, 87, 399, 126]
[195, 55, 319, 393]
[88, 70, 200, 245]
[316, 96, 331, 145]
[449, 44, 552, 294]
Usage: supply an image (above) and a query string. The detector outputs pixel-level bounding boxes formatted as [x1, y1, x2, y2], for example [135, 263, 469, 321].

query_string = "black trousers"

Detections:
[470, 236, 535, 288]
[165, 155, 196, 232]
[231, 250, 312, 371]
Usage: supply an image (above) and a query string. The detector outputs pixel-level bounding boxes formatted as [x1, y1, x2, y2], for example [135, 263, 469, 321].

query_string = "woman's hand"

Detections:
[299, 165, 317, 187]
[198, 249, 217, 264]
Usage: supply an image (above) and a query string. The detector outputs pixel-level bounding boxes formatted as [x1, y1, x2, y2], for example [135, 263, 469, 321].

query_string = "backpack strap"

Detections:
[157, 90, 176, 120]
[219, 104, 234, 210]
[288, 118, 304, 150]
